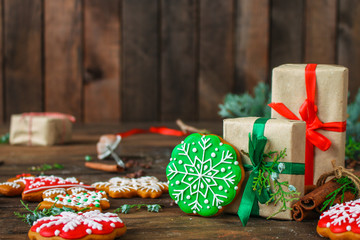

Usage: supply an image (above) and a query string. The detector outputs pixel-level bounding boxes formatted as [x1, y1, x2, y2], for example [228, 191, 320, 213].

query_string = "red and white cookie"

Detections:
[317, 199, 360, 240]
[38, 187, 110, 212]
[92, 176, 168, 199]
[28, 210, 126, 240]
[0, 175, 94, 202]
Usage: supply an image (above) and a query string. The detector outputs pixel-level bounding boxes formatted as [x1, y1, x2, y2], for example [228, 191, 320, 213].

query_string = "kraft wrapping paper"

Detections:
[271, 64, 348, 185]
[10, 114, 73, 146]
[223, 117, 306, 220]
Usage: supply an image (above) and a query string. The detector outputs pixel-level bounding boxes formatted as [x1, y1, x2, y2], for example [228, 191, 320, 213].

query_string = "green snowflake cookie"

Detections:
[166, 133, 244, 217]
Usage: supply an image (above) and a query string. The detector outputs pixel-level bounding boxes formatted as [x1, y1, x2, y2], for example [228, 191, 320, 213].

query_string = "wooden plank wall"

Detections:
[0, 0, 359, 123]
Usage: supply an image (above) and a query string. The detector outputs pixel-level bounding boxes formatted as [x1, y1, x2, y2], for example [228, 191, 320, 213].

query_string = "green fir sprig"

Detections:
[249, 148, 300, 218]
[14, 200, 89, 226]
[0, 132, 9, 144]
[218, 82, 271, 118]
[266, 179, 300, 219]
[320, 177, 358, 212]
[345, 136, 360, 162]
[113, 204, 162, 214]
[29, 163, 64, 172]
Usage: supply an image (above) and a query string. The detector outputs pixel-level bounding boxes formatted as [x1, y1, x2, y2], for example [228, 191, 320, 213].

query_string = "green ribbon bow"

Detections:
[237, 118, 305, 226]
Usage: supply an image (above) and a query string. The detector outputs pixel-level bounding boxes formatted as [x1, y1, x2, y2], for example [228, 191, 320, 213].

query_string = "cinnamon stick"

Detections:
[300, 179, 341, 210]
[292, 202, 319, 221]
[85, 162, 124, 172]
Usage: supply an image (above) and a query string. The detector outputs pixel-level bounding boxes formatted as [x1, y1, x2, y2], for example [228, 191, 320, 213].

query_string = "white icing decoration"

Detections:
[347, 225, 351, 231]
[204, 199, 209, 204]
[86, 229, 92, 234]
[234, 161, 239, 165]
[22, 176, 92, 194]
[176, 181, 180, 185]
[211, 153, 216, 158]
[179, 160, 183, 164]
[0, 181, 21, 188]
[218, 206, 222, 209]
[110, 223, 115, 227]
[215, 148, 219, 151]
[54, 230, 60, 236]
[101, 176, 168, 194]
[234, 186, 238, 190]
[228, 167, 231, 170]
[221, 168, 225, 172]
[218, 186, 223, 191]
[219, 143, 223, 146]
[186, 195, 191, 199]
[192, 148, 197, 153]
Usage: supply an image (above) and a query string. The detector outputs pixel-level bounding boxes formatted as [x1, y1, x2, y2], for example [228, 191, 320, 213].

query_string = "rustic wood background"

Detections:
[0, 0, 359, 123]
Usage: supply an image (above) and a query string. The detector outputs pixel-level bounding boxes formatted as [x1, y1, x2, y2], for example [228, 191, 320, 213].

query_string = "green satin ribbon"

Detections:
[237, 118, 305, 226]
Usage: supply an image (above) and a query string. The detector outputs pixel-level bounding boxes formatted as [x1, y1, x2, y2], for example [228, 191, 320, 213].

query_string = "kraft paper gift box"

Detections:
[223, 117, 306, 222]
[10, 113, 75, 146]
[270, 64, 348, 186]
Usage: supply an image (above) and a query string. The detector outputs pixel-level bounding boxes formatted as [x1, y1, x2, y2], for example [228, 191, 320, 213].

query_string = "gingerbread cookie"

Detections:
[28, 210, 126, 240]
[38, 187, 110, 212]
[317, 199, 360, 240]
[166, 133, 245, 217]
[0, 175, 94, 202]
[92, 176, 168, 199]
[0, 174, 32, 196]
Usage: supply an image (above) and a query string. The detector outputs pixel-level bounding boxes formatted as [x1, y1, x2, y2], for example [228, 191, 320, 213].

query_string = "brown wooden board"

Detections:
[338, 0, 360, 98]
[270, 0, 304, 70]
[199, 0, 234, 120]
[4, 0, 42, 121]
[0, 1, 3, 123]
[234, 0, 270, 93]
[160, 0, 197, 121]
[0, 122, 324, 239]
[44, 0, 83, 121]
[305, 0, 337, 64]
[122, 0, 159, 122]
[83, 0, 121, 123]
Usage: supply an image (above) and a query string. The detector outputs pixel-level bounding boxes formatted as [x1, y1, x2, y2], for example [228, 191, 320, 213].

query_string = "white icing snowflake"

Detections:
[167, 134, 242, 216]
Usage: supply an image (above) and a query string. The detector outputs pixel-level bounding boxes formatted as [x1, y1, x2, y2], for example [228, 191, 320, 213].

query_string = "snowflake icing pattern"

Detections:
[166, 133, 243, 216]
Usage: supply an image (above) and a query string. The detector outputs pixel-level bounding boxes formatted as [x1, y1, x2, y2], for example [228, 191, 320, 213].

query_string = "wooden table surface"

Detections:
[0, 122, 322, 240]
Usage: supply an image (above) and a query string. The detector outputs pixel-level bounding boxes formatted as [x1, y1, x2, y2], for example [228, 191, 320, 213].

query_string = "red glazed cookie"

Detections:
[28, 210, 126, 240]
[0, 175, 94, 202]
[317, 199, 360, 240]
[38, 187, 110, 212]
[92, 176, 168, 199]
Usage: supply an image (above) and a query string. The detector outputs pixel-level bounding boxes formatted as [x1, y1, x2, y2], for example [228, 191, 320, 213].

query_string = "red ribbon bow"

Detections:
[269, 64, 346, 185]
[116, 126, 188, 138]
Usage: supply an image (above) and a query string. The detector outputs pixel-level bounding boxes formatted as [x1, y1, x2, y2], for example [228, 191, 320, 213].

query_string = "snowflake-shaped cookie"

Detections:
[38, 187, 110, 212]
[28, 210, 126, 240]
[92, 176, 168, 199]
[166, 133, 244, 216]
[317, 198, 360, 239]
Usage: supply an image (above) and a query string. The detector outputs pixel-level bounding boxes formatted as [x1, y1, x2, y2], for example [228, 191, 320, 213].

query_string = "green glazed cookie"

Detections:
[166, 133, 244, 217]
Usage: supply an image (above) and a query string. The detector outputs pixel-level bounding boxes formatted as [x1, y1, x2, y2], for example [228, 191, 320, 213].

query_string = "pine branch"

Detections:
[218, 82, 271, 118]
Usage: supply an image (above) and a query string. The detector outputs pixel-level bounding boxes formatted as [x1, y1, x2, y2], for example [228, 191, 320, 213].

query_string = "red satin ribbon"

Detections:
[268, 64, 346, 185]
[116, 126, 188, 138]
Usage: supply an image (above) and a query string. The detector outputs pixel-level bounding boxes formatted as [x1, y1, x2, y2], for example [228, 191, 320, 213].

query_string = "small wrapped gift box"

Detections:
[270, 64, 348, 186]
[223, 117, 306, 223]
[10, 112, 75, 146]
